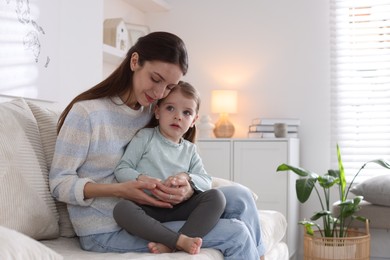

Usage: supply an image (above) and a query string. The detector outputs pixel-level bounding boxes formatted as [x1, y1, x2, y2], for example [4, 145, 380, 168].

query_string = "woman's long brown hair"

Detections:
[57, 32, 188, 134]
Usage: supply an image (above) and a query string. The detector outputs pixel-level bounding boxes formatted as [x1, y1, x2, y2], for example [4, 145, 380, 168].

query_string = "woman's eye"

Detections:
[151, 77, 161, 83]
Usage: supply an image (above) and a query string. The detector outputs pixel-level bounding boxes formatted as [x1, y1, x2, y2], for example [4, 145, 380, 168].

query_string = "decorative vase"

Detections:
[197, 115, 215, 138]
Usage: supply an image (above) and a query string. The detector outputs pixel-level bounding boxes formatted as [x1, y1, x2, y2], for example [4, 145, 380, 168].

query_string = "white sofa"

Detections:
[0, 97, 289, 260]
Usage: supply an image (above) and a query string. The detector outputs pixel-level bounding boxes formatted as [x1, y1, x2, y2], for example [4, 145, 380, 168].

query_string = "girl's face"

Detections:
[130, 53, 183, 108]
[155, 90, 198, 143]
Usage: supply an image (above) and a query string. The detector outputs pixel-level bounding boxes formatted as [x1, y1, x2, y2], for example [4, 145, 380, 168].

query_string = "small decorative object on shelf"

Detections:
[197, 115, 215, 138]
[103, 18, 130, 52]
[248, 117, 300, 138]
[274, 123, 287, 138]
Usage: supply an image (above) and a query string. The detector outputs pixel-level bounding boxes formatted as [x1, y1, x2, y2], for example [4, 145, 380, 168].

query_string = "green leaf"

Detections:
[276, 164, 316, 177]
[318, 175, 338, 188]
[327, 169, 340, 178]
[296, 178, 317, 203]
[310, 210, 331, 221]
[298, 220, 318, 236]
[337, 144, 347, 201]
[353, 215, 368, 223]
[368, 159, 390, 169]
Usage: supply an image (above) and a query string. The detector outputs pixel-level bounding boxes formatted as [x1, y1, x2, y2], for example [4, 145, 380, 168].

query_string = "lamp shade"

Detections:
[211, 90, 237, 114]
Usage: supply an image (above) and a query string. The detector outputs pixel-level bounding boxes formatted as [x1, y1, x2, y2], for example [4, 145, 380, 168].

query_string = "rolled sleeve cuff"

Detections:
[75, 178, 95, 206]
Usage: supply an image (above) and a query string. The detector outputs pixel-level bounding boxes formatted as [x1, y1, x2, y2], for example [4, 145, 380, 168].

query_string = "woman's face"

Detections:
[131, 53, 183, 107]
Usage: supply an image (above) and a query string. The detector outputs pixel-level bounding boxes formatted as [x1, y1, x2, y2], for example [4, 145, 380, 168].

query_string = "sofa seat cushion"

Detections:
[0, 98, 59, 239]
[40, 209, 287, 259]
[41, 237, 223, 259]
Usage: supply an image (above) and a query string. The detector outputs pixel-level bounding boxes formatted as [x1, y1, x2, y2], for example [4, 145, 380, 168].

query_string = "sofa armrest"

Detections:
[212, 177, 259, 200]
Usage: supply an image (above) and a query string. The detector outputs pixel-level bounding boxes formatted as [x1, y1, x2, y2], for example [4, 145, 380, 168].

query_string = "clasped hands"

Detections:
[123, 173, 194, 208]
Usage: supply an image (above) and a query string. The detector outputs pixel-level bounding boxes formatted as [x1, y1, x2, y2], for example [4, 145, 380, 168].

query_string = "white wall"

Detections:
[0, 0, 103, 108]
[58, 0, 103, 108]
[145, 0, 331, 257]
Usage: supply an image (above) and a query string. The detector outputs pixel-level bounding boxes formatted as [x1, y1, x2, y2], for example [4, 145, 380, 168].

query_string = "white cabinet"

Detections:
[197, 138, 299, 260]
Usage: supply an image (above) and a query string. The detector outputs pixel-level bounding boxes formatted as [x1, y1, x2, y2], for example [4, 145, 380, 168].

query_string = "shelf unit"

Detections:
[123, 0, 170, 12]
[103, 44, 126, 65]
[103, 0, 170, 65]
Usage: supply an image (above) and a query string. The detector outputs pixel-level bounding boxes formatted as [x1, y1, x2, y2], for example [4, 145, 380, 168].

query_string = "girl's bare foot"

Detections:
[260, 255, 265, 260]
[176, 234, 202, 255]
[148, 242, 173, 254]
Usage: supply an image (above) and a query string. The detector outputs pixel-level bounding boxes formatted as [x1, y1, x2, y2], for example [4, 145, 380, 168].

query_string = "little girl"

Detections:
[113, 81, 226, 255]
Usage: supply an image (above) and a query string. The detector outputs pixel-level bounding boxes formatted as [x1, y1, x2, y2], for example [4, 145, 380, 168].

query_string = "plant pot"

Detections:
[303, 221, 370, 260]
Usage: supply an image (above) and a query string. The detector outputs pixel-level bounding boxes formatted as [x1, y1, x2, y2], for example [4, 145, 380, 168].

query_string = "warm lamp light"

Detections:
[211, 90, 237, 138]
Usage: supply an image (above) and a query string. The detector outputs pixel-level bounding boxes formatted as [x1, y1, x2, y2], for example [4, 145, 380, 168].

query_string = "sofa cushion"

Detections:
[351, 174, 390, 207]
[27, 101, 76, 238]
[0, 225, 63, 260]
[0, 98, 59, 239]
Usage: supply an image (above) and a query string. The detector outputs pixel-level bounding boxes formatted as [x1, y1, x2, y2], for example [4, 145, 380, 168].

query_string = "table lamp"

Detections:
[211, 90, 237, 138]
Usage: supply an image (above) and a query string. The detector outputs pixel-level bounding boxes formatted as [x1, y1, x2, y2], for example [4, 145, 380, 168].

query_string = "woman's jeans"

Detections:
[79, 184, 265, 259]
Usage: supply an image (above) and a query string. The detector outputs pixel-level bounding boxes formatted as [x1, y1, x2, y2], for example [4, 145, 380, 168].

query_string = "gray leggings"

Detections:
[113, 189, 226, 250]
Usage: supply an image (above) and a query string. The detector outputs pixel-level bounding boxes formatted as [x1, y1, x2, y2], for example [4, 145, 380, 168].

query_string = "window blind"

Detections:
[330, 0, 390, 182]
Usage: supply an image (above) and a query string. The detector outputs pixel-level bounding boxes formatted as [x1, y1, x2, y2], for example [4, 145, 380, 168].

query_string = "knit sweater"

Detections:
[115, 126, 211, 192]
[49, 97, 152, 236]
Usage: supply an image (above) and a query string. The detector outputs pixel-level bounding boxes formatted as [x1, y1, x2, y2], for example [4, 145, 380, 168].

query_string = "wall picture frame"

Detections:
[126, 23, 150, 46]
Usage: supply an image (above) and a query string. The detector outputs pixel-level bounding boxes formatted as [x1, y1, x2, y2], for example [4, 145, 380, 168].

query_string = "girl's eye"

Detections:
[166, 105, 174, 112]
[183, 110, 193, 116]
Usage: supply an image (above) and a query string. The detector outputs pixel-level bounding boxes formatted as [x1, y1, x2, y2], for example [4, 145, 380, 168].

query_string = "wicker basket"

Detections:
[304, 221, 370, 260]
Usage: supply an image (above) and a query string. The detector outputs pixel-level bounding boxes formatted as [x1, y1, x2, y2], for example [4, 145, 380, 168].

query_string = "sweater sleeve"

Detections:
[114, 129, 152, 182]
[187, 148, 212, 192]
[49, 105, 95, 207]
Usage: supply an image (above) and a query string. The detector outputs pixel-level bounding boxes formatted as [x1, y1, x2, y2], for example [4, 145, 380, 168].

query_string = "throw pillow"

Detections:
[350, 174, 390, 207]
[0, 98, 59, 239]
[0, 225, 63, 260]
[27, 101, 76, 238]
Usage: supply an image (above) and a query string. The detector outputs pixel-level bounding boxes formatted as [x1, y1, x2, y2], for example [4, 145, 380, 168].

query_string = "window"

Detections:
[330, 0, 390, 181]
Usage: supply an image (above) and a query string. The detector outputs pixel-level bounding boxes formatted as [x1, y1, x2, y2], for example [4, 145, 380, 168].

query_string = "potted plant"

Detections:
[276, 144, 390, 260]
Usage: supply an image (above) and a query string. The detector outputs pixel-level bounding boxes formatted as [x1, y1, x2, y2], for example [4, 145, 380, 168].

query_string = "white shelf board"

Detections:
[123, 0, 170, 12]
[103, 44, 126, 65]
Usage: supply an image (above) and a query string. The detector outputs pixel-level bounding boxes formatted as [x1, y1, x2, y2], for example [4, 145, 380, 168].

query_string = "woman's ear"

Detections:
[130, 52, 139, 71]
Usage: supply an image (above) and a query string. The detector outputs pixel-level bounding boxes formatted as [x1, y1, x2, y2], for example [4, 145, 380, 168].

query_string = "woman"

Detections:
[49, 31, 265, 259]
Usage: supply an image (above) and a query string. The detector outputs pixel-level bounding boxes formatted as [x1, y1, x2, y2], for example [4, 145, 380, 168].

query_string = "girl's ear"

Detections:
[154, 105, 160, 120]
[190, 114, 199, 128]
[130, 52, 139, 71]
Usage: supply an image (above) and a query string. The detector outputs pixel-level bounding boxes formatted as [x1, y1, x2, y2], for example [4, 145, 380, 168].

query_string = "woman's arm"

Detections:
[84, 181, 172, 208]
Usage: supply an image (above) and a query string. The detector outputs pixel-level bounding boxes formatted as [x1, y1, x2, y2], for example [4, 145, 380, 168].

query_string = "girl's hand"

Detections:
[137, 174, 161, 185]
[118, 181, 172, 208]
[153, 173, 194, 205]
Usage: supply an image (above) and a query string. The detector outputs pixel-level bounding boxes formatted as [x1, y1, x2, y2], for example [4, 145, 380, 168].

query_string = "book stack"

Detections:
[248, 118, 300, 138]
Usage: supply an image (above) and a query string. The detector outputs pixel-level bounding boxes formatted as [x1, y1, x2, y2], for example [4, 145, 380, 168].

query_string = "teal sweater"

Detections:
[49, 97, 152, 236]
[115, 127, 211, 192]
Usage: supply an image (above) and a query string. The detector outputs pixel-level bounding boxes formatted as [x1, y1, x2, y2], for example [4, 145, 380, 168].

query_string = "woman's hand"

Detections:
[152, 173, 194, 205]
[118, 181, 173, 208]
